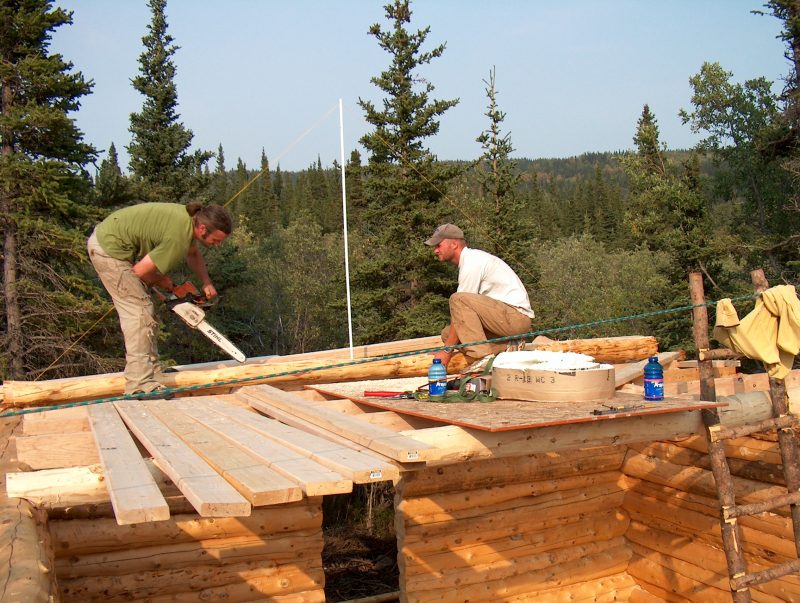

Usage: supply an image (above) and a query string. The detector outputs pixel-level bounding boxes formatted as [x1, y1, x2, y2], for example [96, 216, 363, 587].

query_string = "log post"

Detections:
[690, 271, 751, 603]
[751, 269, 800, 555]
[689, 272, 716, 403]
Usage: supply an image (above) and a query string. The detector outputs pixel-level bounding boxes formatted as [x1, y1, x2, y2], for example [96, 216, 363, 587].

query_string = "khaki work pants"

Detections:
[87, 230, 161, 394]
[442, 292, 532, 360]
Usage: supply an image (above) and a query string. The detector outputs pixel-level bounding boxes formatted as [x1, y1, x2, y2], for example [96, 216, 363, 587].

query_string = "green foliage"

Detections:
[93, 142, 132, 208]
[0, 0, 117, 379]
[531, 235, 672, 340]
[262, 217, 349, 354]
[10, 0, 800, 380]
[474, 67, 531, 262]
[680, 62, 794, 240]
[127, 0, 211, 201]
[623, 106, 715, 275]
[353, 0, 462, 344]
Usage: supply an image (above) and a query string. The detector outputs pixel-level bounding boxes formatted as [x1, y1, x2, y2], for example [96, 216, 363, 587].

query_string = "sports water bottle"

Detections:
[643, 356, 664, 401]
[428, 358, 447, 400]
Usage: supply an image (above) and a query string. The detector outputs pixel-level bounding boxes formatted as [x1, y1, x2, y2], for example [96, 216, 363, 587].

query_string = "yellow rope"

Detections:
[223, 102, 339, 208]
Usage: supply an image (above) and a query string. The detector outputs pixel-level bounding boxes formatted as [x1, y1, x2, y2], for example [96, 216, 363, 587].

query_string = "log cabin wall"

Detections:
[394, 446, 639, 602]
[0, 417, 59, 602]
[622, 435, 800, 602]
[49, 497, 326, 602]
[394, 437, 800, 603]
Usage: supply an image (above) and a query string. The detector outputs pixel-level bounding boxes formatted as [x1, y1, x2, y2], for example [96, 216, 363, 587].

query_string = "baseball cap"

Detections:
[425, 223, 465, 246]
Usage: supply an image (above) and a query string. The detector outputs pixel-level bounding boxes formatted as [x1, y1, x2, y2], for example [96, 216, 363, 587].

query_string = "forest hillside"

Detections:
[1, 0, 799, 382]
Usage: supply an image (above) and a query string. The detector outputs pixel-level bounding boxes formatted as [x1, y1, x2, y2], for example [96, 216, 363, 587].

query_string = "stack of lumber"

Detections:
[394, 446, 639, 602]
[9, 401, 334, 602]
[622, 412, 800, 601]
[53, 500, 325, 602]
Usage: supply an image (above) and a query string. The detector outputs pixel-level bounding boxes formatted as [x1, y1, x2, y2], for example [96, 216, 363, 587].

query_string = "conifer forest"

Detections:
[2, 0, 800, 382]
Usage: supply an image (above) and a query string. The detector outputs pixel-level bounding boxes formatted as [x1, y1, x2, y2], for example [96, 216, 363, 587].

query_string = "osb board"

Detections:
[308, 378, 723, 432]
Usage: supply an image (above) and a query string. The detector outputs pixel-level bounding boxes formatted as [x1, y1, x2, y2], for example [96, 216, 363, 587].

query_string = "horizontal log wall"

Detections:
[0, 417, 58, 603]
[52, 497, 325, 603]
[622, 438, 800, 602]
[394, 446, 630, 602]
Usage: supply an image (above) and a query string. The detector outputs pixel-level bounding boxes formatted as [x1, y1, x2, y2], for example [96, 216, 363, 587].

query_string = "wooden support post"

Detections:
[689, 272, 716, 403]
[751, 268, 800, 555]
[689, 271, 751, 603]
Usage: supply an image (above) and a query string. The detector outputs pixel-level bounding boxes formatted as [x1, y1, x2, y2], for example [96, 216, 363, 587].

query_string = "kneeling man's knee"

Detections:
[449, 292, 470, 309]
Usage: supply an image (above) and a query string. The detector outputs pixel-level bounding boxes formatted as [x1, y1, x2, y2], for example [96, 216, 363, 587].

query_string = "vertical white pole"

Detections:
[339, 98, 355, 359]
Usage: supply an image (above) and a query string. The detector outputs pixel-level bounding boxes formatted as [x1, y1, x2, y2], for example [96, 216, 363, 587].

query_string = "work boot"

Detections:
[130, 386, 174, 401]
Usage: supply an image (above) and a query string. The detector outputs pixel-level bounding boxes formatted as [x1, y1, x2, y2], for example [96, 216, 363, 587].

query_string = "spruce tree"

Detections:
[94, 142, 131, 207]
[252, 150, 279, 236]
[475, 67, 528, 265]
[127, 0, 210, 201]
[211, 143, 228, 204]
[623, 105, 715, 349]
[0, 0, 118, 379]
[355, 0, 461, 343]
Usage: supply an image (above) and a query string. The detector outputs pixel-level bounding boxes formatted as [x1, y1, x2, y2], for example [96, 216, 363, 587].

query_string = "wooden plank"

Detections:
[114, 400, 250, 517]
[143, 401, 305, 505]
[238, 385, 440, 462]
[13, 431, 99, 469]
[22, 406, 89, 435]
[7, 464, 113, 504]
[88, 403, 170, 525]
[221, 396, 414, 475]
[4, 461, 173, 509]
[312, 386, 717, 432]
[400, 390, 786, 461]
[169, 399, 352, 496]
[190, 398, 400, 483]
[676, 359, 741, 369]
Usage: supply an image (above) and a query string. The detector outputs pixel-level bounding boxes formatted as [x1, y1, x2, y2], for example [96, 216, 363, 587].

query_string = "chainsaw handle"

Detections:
[173, 281, 201, 299]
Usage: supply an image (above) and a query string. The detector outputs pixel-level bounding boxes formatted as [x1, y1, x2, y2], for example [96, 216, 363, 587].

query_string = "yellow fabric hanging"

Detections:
[713, 285, 800, 379]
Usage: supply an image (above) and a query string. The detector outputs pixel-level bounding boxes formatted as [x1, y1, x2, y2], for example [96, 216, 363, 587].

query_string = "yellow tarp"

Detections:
[713, 285, 800, 379]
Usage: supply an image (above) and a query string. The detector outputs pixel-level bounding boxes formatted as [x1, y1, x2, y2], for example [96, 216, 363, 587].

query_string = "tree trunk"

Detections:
[1, 80, 23, 379]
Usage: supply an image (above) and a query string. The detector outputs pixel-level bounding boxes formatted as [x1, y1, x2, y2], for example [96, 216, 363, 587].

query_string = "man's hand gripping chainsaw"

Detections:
[154, 282, 246, 363]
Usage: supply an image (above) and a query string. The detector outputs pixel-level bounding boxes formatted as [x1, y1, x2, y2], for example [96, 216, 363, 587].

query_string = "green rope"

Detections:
[0, 293, 756, 418]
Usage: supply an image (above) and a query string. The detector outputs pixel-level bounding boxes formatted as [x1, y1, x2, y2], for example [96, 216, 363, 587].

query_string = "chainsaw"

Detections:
[154, 282, 246, 363]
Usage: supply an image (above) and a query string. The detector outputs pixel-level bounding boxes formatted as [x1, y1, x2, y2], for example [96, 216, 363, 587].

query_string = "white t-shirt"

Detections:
[457, 247, 534, 318]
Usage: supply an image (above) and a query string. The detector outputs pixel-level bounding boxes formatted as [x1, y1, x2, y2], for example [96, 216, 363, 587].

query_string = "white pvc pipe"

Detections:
[339, 98, 354, 359]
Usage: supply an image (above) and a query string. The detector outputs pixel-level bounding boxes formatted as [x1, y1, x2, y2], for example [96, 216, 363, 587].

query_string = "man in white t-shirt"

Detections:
[425, 223, 534, 368]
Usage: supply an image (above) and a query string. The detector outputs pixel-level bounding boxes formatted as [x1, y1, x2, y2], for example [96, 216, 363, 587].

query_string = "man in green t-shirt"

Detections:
[87, 202, 233, 397]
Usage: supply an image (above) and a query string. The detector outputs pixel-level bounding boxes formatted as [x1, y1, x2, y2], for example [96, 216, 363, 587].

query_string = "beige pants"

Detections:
[442, 292, 532, 359]
[87, 231, 161, 394]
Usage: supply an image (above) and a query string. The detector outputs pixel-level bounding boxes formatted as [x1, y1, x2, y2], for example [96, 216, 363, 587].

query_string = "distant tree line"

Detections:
[2, 0, 799, 381]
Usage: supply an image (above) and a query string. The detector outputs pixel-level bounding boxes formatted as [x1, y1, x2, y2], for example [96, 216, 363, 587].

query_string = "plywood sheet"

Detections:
[309, 379, 723, 433]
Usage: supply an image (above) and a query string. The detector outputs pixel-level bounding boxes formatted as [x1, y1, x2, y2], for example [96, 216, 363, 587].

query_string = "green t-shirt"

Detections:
[96, 203, 194, 274]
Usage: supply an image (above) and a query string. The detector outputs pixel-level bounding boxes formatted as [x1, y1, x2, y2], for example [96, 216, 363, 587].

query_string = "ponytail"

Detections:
[186, 202, 233, 234]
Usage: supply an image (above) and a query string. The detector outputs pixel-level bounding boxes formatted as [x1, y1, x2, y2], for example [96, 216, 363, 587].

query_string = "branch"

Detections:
[766, 233, 800, 252]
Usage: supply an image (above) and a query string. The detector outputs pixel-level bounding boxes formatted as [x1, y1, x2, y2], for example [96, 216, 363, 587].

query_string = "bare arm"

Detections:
[186, 244, 217, 299]
[434, 323, 460, 367]
[132, 255, 173, 291]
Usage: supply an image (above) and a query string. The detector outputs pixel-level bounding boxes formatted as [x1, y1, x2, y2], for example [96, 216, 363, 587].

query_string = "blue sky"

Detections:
[51, 0, 789, 173]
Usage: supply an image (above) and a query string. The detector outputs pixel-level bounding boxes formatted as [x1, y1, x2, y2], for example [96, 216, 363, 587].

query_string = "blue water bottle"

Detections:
[428, 358, 447, 400]
[643, 356, 664, 401]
